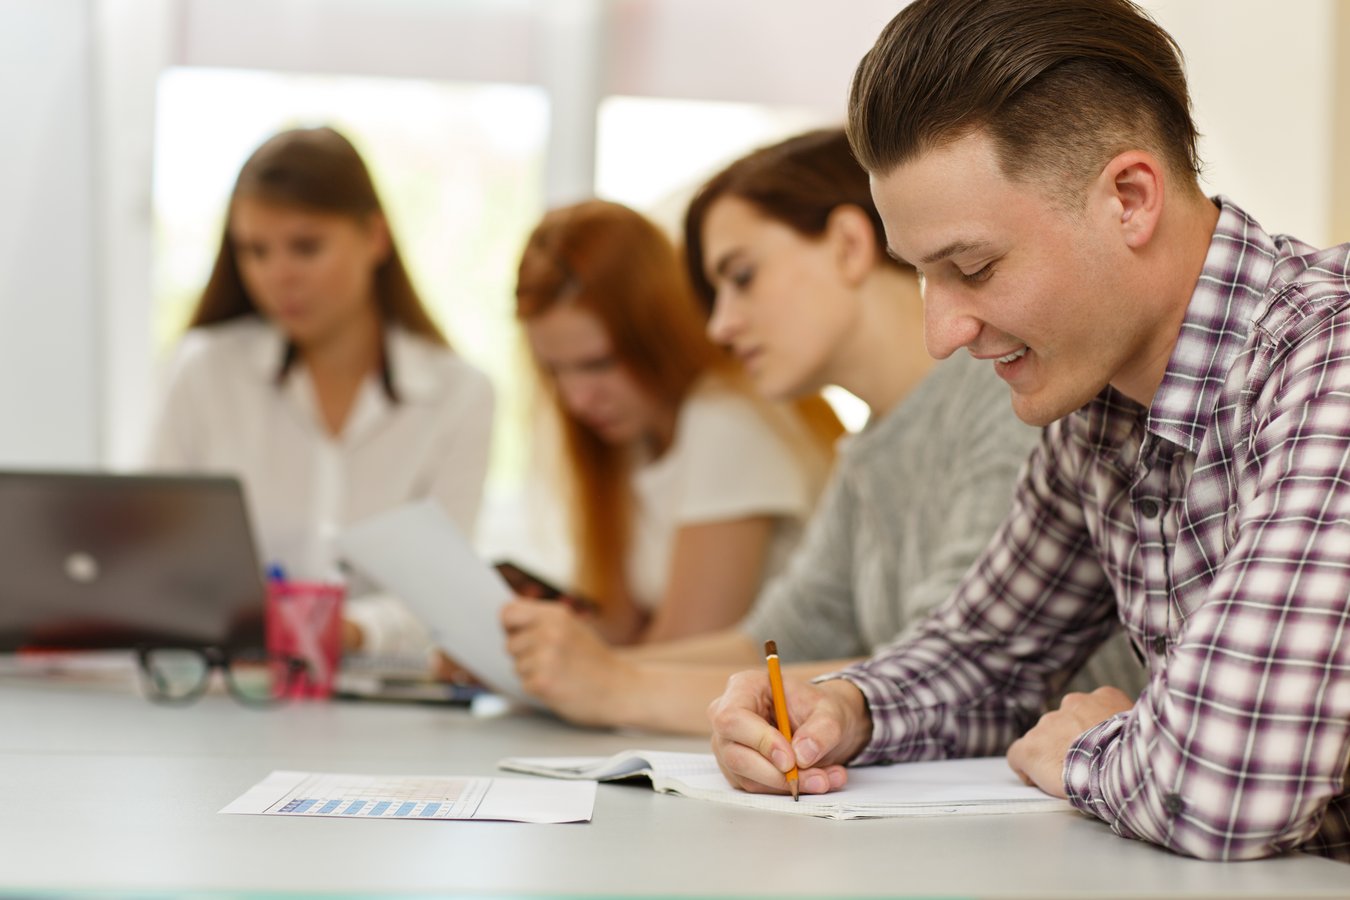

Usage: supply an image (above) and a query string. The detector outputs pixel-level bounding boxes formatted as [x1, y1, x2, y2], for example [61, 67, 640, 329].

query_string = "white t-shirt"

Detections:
[626, 377, 826, 611]
[145, 317, 495, 656]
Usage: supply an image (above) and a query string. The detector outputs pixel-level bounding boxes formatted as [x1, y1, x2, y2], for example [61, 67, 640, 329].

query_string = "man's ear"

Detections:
[1098, 150, 1165, 250]
[825, 204, 880, 285]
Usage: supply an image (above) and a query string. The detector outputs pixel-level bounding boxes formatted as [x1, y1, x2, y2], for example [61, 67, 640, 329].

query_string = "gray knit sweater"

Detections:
[742, 352, 1147, 697]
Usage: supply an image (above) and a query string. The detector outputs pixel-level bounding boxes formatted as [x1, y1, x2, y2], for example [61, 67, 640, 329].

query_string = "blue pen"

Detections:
[266, 563, 287, 583]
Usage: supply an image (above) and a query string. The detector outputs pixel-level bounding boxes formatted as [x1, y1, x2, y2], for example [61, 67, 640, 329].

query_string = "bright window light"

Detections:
[596, 95, 834, 235]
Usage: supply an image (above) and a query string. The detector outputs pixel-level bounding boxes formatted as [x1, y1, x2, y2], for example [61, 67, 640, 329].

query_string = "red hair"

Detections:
[516, 200, 839, 607]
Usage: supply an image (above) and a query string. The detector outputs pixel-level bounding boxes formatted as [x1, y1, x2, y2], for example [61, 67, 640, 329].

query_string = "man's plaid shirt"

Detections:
[838, 198, 1350, 862]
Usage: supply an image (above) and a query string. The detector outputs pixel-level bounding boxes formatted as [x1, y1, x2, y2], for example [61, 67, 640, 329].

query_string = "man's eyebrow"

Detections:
[919, 239, 991, 266]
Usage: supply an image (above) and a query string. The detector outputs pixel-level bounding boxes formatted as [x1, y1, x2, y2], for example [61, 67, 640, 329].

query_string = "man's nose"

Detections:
[922, 284, 982, 360]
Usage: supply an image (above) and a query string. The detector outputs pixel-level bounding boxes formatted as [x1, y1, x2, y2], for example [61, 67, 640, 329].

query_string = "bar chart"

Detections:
[222, 768, 597, 823]
[239, 771, 489, 819]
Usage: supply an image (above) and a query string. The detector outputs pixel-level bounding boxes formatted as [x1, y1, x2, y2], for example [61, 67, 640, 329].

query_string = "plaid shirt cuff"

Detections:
[1065, 713, 1130, 825]
[823, 668, 951, 766]
[836, 669, 901, 765]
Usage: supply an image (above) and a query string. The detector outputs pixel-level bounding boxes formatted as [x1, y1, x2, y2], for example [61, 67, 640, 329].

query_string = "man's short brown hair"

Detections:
[847, 0, 1202, 202]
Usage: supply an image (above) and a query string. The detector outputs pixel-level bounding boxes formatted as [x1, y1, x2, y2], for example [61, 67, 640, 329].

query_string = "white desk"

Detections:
[1, 676, 1346, 898]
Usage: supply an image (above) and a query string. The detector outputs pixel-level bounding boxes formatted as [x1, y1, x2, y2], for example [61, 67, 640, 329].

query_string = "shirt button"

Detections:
[1163, 793, 1185, 815]
[1139, 498, 1161, 519]
[1152, 635, 1168, 655]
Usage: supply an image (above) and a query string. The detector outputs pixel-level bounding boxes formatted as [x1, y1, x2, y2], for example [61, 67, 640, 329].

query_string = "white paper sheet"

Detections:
[221, 769, 596, 824]
[336, 499, 526, 701]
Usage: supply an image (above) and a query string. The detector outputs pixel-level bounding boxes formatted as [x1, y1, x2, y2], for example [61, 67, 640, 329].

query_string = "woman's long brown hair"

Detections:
[188, 127, 447, 397]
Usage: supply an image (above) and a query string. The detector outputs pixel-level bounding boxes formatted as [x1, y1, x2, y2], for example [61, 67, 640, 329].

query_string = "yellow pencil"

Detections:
[763, 640, 799, 801]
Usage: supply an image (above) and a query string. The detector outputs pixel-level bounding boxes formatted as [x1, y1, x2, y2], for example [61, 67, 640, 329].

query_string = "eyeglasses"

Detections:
[135, 645, 307, 707]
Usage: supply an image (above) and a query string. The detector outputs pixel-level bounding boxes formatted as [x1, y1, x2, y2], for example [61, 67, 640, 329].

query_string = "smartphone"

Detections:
[493, 561, 598, 614]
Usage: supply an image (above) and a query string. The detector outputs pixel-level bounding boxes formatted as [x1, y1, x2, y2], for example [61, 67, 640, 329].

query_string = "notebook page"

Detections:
[498, 751, 654, 780]
[498, 750, 726, 781]
[500, 751, 1070, 820]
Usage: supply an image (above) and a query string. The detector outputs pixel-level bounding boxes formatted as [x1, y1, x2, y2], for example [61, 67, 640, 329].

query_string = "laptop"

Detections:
[0, 470, 267, 652]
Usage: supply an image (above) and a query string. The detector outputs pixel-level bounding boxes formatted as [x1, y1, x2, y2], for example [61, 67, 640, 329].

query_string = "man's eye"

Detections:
[961, 262, 996, 284]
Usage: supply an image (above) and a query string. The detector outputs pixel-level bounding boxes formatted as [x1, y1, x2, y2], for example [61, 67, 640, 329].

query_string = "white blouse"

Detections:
[145, 317, 494, 657]
[626, 376, 827, 611]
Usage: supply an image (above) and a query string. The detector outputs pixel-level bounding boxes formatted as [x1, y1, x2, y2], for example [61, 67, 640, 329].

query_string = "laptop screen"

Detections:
[0, 471, 266, 652]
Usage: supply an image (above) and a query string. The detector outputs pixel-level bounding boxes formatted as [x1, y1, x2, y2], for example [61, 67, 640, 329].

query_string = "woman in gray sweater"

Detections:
[500, 130, 1144, 731]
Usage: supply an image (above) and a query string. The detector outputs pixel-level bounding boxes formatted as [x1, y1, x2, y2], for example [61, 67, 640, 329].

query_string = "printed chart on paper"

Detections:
[230, 771, 489, 819]
[220, 769, 596, 823]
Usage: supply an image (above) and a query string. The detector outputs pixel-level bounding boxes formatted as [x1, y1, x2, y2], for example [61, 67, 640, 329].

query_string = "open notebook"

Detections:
[498, 750, 1071, 820]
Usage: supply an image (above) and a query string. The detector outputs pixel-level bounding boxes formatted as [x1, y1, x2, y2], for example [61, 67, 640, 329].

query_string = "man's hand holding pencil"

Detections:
[707, 648, 872, 796]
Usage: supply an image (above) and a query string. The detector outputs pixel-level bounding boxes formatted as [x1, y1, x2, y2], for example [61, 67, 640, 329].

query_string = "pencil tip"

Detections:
[791, 783, 799, 802]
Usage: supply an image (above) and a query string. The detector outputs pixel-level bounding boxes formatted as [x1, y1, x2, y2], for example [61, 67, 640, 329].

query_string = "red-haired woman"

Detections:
[511, 199, 838, 645]
[147, 126, 493, 661]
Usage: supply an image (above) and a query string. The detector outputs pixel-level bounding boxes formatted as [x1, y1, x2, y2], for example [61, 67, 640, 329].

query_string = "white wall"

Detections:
[1142, 0, 1336, 246]
[0, 0, 100, 467]
[606, 0, 901, 110]
[0, 0, 1345, 469]
[95, 0, 174, 469]
[1335, 3, 1350, 247]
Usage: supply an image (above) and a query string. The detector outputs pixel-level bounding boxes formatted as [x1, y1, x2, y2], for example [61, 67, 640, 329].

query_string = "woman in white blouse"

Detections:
[147, 126, 493, 659]
[510, 200, 839, 646]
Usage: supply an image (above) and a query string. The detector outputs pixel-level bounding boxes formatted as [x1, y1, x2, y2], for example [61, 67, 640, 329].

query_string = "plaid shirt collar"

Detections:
[1145, 197, 1279, 454]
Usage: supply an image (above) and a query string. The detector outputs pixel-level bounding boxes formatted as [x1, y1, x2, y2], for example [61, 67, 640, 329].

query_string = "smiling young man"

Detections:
[706, 0, 1350, 863]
